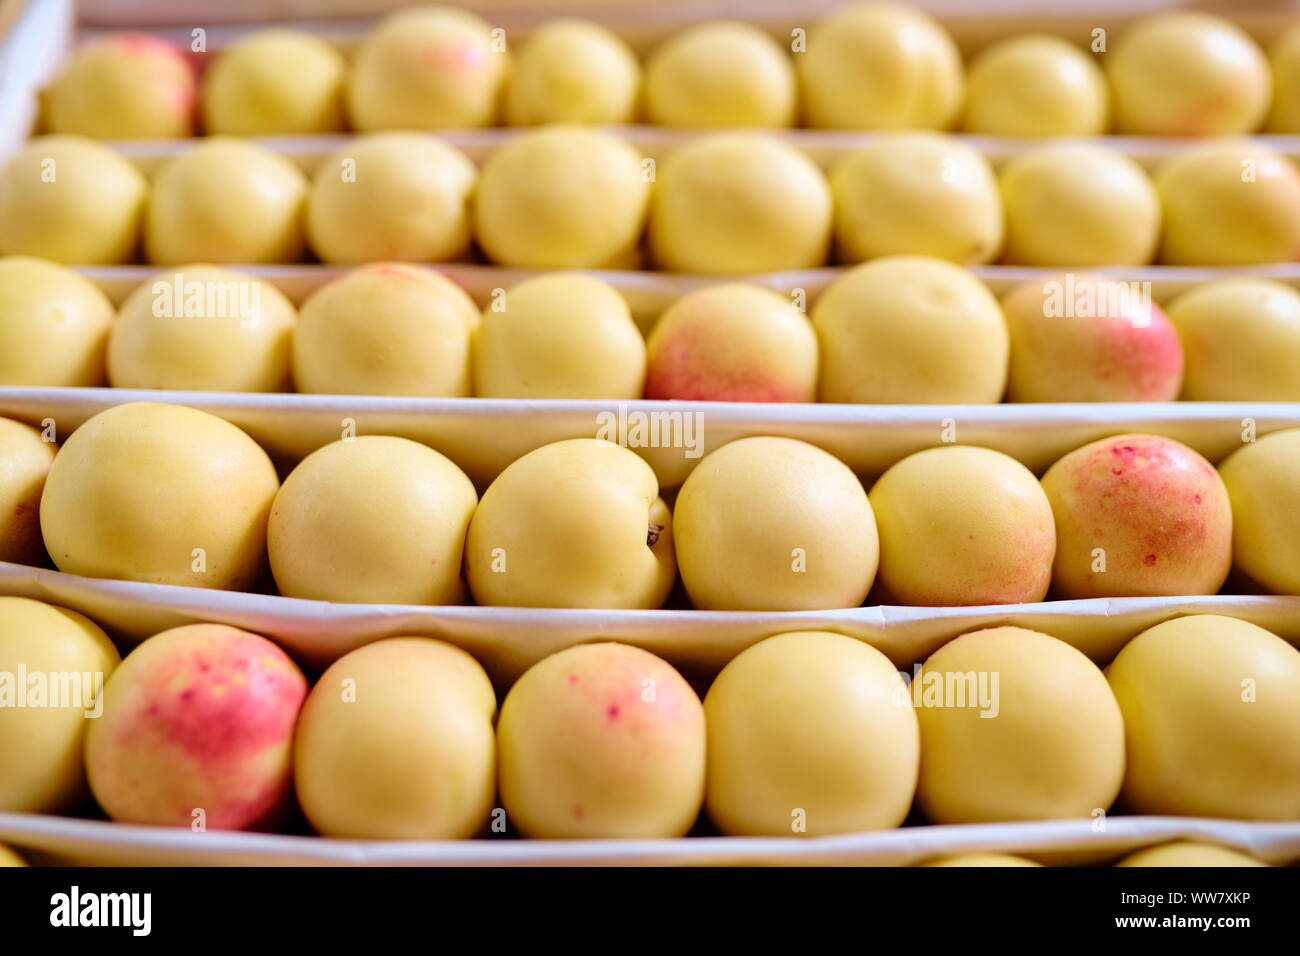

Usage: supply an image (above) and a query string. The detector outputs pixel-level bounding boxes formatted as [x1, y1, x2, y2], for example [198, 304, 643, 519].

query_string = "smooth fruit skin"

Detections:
[1268, 23, 1300, 131]
[649, 132, 831, 274]
[201, 29, 346, 136]
[704, 631, 919, 836]
[0, 597, 120, 813]
[497, 643, 705, 838]
[644, 284, 817, 403]
[293, 263, 478, 397]
[673, 437, 878, 611]
[0, 417, 56, 565]
[145, 138, 307, 265]
[306, 133, 476, 265]
[813, 256, 1008, 404]
[915, 627, 1125, 824]
[0, 257, 114, 387]
[1168, 280, 1300, 401]
[1154, 140, 1300, 265]
[920, 854, 1042, 867]
[505, 19, 640, 125]
[43, 33, 196, 139]
[830, 132, 1003, 265]
[346, 6, 507, 130]
[1219, 428, 1300, 595]
[963, 34, 1108, 137]
[268, 436, 477, 605]
[1040, 434, 1232, 599]
[294, 637, 496, 839]
[1116, 842, 1266, 867]
[465, 439, 675, 609]
[85, 624, 306, 829]
[107, 266, 296, 392]
[0, 845, 25, 866]
[1001, 274, 1184, 403]
[1107, 615, 1300, 821]
[643, 22, 795, 128]
[39, 402, 280, 590]
[474, 273, 645, 400]
[797, 2, 964, 130]
[474, 126, 649, 270]
[0, 136, 146, 264]
[868, 446, 1056, 606]
[1106, 12, 1270, 135]
[998, 143, 1160, 266]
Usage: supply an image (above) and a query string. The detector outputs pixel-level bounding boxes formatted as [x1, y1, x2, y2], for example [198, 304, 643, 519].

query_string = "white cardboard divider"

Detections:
[0, 0, 71, 159]
[100, 128, 1300, 176]
[0, 811, 1296, 867]
[69, 0, 1299, 59]
[67, 262, 1300, 332]
[2, 388, 1298, 488]
[3, 559, 1299, 681]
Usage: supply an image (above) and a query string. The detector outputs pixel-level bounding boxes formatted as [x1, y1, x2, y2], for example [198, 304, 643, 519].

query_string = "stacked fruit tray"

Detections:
[1, 0, 1299, 867]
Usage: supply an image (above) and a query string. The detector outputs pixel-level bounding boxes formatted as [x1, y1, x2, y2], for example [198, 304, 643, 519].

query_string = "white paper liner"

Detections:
[68, 0, 1299, 60]
[61, 262, 1300, 334]
[0, 0, 71, 158]
[0, 811, 1295, 867]
[95, 129, 1300, 178]
[3, 559, 1299, 680]
[2, 389, 1297, 488]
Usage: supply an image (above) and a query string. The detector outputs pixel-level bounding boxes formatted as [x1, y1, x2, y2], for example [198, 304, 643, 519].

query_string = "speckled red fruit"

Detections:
[643, 284, 817, 402]
[497, 642, 706, 838]
[1041, 434, 1232, 598]
[1002, 276, 1184, 402]
[85, 624, 307, 830]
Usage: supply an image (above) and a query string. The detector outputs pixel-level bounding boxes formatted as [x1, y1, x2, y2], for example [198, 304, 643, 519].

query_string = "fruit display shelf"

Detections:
[5, 1, 1300, 872]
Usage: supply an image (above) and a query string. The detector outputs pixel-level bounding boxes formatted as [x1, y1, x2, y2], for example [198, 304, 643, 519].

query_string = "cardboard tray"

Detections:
[4, 0, 1300, 868]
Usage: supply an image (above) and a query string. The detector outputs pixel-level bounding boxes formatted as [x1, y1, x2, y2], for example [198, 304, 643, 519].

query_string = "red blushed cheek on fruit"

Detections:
[1170, 92, 1241, 136]
[1120, 504, 1220, 571]
[147, 649, 306, 766]
[114, 34, 199, 116]
[645, 346, 806, 402]
[163, 69, 199, 117]
[568, 663, 698, 740]
[1099, 311, 1185, 400]
[940, 526, 1054, 606]
[112, 33, 182, 57]
[996, 534, 1055, 604]
[417, 41, 489, 74]
[99, 645, 307, 828]
[1070, 443, 1230, 564]
[166, 758, 294, 833]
